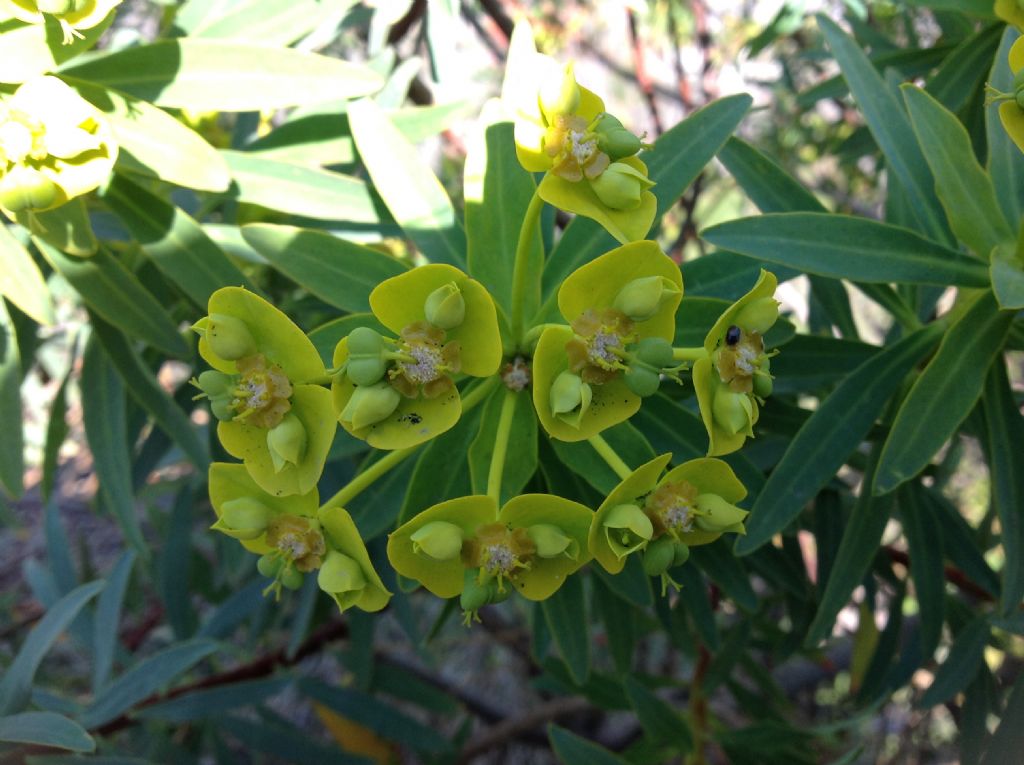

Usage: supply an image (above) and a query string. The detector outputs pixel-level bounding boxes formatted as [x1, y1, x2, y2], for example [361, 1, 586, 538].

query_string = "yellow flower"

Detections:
[0, 76, 117, 215]
[990, 36, 1024, 153]
[0, 0, 123, 44]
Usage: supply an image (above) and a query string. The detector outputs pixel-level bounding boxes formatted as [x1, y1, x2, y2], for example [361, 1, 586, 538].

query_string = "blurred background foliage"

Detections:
[1, 0, 1022, 763]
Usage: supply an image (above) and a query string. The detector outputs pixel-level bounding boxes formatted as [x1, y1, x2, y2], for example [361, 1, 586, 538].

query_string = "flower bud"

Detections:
[733, 297, 780, 334]
[613, 276, 681, 322]
[752, 372, 773, 399]
[694, 493, 749, 533]
[550, 371, 592, 425]
[318, 550, 366, 595]
[423, 282, 466, 330]
[539, 62, 581, 122]
[257, 553, 283, 578]
[633, 337, 675, 369]
[642, 536, 676, 576]
[593, 113, 644, 160]
[712, 389, 753, 436]
[215, 497, 272, 540]
[410, 521, 464, 561]
[340, 382, 401, 430]
[624, 366, 660, 398]
[589, 161, 655, 211]
[603, 503, 654, 559]
[0, 166, 59, 212]
[205, 313, 257, 360]
[347, 326, 386, 356]
[346, 357, 387, 387]
[197, 369, 233, 396]
[267, 413, 307, 473]
[527, 524, 579, 560]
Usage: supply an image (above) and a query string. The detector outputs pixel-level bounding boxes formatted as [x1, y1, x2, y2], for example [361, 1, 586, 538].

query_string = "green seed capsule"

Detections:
[624, 365, 660, 397]
[280, 567, 304, 590]
[752, 373, 773, 398]
[205, 313, 257, 360]
[257, 553, 284, 578]
[642, 536, 676, 576]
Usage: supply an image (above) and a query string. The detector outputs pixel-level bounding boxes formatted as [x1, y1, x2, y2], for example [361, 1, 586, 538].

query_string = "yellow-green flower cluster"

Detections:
[502, 20, 656, 244]
[333, 264, 501, 450]
[0, 0, 122, 44]
[0, 76, 117, 216]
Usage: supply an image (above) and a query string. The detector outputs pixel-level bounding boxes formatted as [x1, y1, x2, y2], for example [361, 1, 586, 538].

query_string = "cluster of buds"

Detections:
[333, 264, 501, 450]
[0, 76, 117, 216]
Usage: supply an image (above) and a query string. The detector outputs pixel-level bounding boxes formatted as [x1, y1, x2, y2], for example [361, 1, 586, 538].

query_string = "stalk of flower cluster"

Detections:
[486, 388, 519, 501]
[510, 188, 546, 346]
[319, 376, 501, 510]
[672, 346, 707, 362]
[588, 433, 633, 481]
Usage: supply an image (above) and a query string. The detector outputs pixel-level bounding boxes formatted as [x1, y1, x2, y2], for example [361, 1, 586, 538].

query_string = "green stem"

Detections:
[486, 389, 518, 502]
[511, 187, 546, 347]
[319, 376, 500, 511]
[672, 346, 708, 362]
[588, 433, 633, 481]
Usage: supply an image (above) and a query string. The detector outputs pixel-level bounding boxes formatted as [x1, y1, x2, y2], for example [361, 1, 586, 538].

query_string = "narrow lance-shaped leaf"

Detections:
[0, 224, 54, 326]
[986, 28, 1024, 226]
[874, 291, 1013, 495]
[701, 213, 990, 288]
[902, 85, 1013, 257]
[899, 484, 946, 658]
[348, 98, 466, 266]
[0, 300, 24, 498]
[736, 323, 943, 555]
[0, 711, 94, 752]
[540, 574, 590, 685]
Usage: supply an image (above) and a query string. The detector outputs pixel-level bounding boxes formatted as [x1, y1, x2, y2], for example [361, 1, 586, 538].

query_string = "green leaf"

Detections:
[37, 240, 188, 357]
[592, 576, 635, 673]
[222, 151, 382, 222]
[184, 0, 353, 46]
[990, 241, 1024, 310]
[623, 677, 693, 751]
[681, 249, 799, 301]
[0, 224, 53, 326]
[157, 485, 197, 639]
[736, 323, 944, 555]
[899, 485, 946, 657]
[468, 387, 537, 502]
[0, 13, 114, 83]
[549, 724, 629, 765]
[541, 574, 590, 684]
[103, 175, 254, 307]
[135, 678, 291, 722]
[0, 300, 24, 498]
[17, 198, 97, 257]
[926, 23, 1002, 114]
[92, 551, 136, 694]
[690, 541, 758, 612]
[465, 120, 540, 317]
[67, 79, 231, 193]
[348, 98, 466, 266]
[397, 408, 479, 525]
[986, 29, 1024, 226]
[81, 640, 219, 729]
[539, 94, 752, 310]
[701, 213, 989, 288]
[770, 335, 879, 392]
[549, 422, 657, 495]
[902, 85, 1012, 257]
[0, 581, 104, 715]
[60, 40, 383, 111]
[41, 368, 71, 502]
[80, 336, 145, 555]
[300, 679, 450, 754]
[875, 292, 1013, 495]
[0, 711, 93, 752]
[918, 618, 990, 708]
[817, 15, 952, 244]
[981, 359, 1024, 615]
[241, 224, 407, 312]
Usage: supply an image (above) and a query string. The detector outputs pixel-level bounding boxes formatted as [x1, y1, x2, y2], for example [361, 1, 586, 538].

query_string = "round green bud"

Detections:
[603, 503, 654, 559]
[423, 282, 466, 330]
[1016, 91, 1024, 111]
[257, 553, 284, 578]
[712, 389, 753, 436]
[752, 372, 773, 399]
[733, 297, 780, 334]
[642, 536, 676, 576]
[694, 493, 748, 533]
[205, 313, 257, 360]
[38, 0, 77, 13]
[589, 161, 655, 210]
[613, 276, 681, 322]
[624, 365, 660, 397]
[550, 371, 592, 419]
[410, 521, 464, 561]
[218, 497, 272, 540]
[266, 413, 307, 473]
[197, 370, 234, 397]
[527, 524, 579, 560]
[672, 541, 690, 566]
[346, 357, 387, 387]
[318, 550, 366, 595]
[593, 114, 643, 160]
[0, 167, 59, 212]
[210, 397, 235, 422]
[347, 326, 386, 357]
[633, 336, 675, 369]
[340, 382, 401, 430]
[280, 567, 304, 590]
[539, 62, 581, 122]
